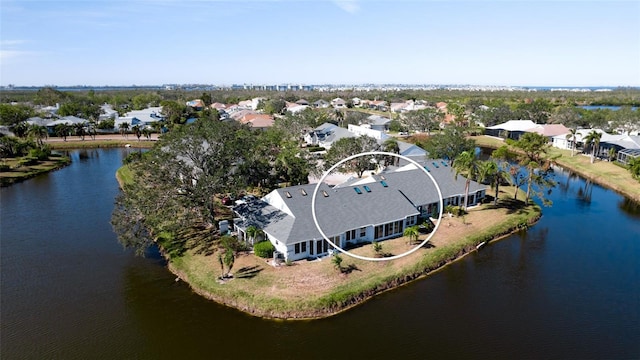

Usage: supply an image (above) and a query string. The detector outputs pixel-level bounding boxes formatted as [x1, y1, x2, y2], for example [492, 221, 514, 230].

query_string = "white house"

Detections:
[233, 161, 487, 262]
[347, 124, 389, 140]
[304, 123, 356, 149]
[331, 98, 346, 108]
[363, 115, 392, 132]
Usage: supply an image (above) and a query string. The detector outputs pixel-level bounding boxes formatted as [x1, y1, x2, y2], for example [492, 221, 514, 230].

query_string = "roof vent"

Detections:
[380, 180, 388, 187]
[424, 166, 430, 172]
[432, 162, 439, 168]
[322, 190, 329, 197]
[299, 188, 307, 196]
[363, 185, 371, 192]
[441, 161, 448, 167]
[354, 187, 362, 194]
[285, 191, 292, 198]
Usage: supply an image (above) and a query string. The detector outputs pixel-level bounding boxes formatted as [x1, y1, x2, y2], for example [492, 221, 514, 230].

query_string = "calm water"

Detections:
[1, 149, 639, 359]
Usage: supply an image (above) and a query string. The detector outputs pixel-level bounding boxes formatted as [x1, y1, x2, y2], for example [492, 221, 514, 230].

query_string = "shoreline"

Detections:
[472, 136, 640, 203]
[161, 205, 541, 320]
[0, 155, 71, 187]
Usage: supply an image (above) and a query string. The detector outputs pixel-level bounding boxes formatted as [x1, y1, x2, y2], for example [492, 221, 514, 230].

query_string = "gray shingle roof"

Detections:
[235, 159, 486, 246]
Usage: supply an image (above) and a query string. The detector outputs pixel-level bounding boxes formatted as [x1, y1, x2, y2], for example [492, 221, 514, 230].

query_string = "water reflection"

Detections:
[618, 197, 640, 218]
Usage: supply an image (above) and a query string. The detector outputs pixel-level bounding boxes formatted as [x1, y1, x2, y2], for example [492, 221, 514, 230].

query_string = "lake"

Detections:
[1, 148, 638, 359]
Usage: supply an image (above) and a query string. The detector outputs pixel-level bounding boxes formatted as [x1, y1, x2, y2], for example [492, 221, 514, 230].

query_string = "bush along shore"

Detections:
[150, 190, 541, 320]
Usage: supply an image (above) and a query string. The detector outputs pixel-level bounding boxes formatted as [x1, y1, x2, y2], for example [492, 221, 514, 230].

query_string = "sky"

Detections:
[1, 0, 639, 87]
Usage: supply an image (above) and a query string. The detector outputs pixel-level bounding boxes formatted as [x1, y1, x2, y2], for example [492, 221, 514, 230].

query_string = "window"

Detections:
[346, 229, 356, 241]
[295, 243, 300, 254]
[301, 242, 306, 252]
[360, 227, 366, 237]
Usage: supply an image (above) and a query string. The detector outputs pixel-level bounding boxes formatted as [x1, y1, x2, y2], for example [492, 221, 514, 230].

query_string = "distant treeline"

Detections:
[2, 86, 639, 107]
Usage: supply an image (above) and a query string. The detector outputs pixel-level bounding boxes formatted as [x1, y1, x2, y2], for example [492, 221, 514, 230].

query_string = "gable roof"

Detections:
[487, 120, 537, 132]
[366, 114, 391, 126]
[527, 124, 570, 137]
[235, 160, 487, 245]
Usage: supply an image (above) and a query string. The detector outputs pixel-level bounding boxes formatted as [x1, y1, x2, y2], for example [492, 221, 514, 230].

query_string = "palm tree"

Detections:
[245, 225, 264, 245]
[10, 121, 29, 139]
[333, 108, 344, 127]
[88, 119, 98, 140]
[73, 122, 86, 140]
[628, 156, 640, 180]
[119, 122, 130, 138]
[27, 125, 48, 147]
[477, 160, 509, 206]
[452, 150, 480, 211]
[403, 225, 419, 245]
[566, 128, 578, 156]
[131, 125, 142, 141]
[142, 127, 152, 140]
[383, 137, 400, 166]
[583, 130, 602, 164]
[54, 123, 70, 141]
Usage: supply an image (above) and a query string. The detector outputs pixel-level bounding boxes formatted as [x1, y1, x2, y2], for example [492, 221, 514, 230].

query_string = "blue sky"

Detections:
[1, 0, 639, 87]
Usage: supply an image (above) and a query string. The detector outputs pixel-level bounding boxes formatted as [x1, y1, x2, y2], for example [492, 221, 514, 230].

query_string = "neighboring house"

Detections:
[285, 102, 308, 114]
[26, 117, 50, 127]
[347, 124, 389, 140]
[210, 102, 228, 111]
[390, 102, 407, 113]
[617, 148, 640, 165]
[314, 99, 330, 108]
[304, 123, 355, 149]
[485, 120, 538, 140]
[331, 98, 346, 108]
[39, 103, 59, 115]
[233, 161, 486, 262]
[397, 140, 427, 157]
[363, 115, 392, 131]
[369, 100, 387, 111]
[600, 134, 640, 159]
[526, 124, 570, 141]
[551, 129, 639, 159]
[239, 113, 274, 130]
[117, 107, 164, 129]
[295, 99, 310, 106]
[99, 104, 119, 121]
[186, 99, 205, 110]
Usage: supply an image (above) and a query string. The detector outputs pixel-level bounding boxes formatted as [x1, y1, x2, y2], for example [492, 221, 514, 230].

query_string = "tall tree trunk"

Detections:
[525, 171, 533, 205]
[463, 180, 470, 211]
[494, 182, 499, 206]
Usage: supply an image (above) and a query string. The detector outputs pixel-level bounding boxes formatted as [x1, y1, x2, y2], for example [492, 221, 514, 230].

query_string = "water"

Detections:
[1, 149, 639, 359]
[579, 105, 638, 111]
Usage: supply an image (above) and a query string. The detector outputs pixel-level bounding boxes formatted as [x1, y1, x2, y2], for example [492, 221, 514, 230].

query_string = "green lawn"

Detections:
[472, 135, 640, 202]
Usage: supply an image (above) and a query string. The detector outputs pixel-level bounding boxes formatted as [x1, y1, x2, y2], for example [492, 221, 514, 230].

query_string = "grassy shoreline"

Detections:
[472, 135, 640, 203]
[0, 154, 71, 187]
[159, 193, 541, 320]
[47, 139, 155, 150]
[115, 162, 540, 320]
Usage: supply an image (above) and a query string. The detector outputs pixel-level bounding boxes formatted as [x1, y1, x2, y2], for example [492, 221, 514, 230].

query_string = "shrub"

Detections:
[253, 240, 275, 258]
[29, 146, 51, 161]
[19, 157, 38, 166]
[0, 163, 10, 171]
